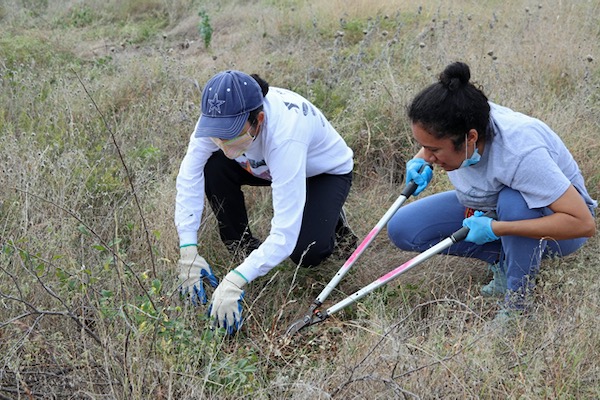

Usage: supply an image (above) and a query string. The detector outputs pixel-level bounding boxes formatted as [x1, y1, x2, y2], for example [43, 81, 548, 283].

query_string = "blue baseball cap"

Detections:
[194, 70, 264, 140]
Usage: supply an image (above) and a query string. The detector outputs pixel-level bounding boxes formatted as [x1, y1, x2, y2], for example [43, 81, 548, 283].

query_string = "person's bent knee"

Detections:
[290, 244, 330, 267]
[387, 220, 414, 251]
[497, 187, 540, 221]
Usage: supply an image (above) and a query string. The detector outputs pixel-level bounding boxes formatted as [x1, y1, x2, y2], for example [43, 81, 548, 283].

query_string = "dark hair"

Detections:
[248, 74, 270, 127]
[408, 62, 491, 149]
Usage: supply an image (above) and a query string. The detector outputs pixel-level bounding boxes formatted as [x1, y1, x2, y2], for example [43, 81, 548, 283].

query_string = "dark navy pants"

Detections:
[204, 151, 352, 267]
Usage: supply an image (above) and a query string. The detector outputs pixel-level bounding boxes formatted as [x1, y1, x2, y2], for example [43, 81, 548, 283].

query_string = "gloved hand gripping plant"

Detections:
[178, 244, 219, 305]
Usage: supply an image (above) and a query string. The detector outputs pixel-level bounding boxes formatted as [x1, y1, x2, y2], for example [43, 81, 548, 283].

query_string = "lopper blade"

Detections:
[285, 305, 328, 336]
[285, 315, 312, 336]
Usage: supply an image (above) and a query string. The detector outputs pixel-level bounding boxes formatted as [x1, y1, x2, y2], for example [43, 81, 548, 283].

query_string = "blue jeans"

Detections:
[387, 188, 589, 294]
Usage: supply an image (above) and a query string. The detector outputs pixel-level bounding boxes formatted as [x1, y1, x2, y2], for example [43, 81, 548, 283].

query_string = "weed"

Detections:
[198, 10, 213, 49]
[57, 4, 96, 28]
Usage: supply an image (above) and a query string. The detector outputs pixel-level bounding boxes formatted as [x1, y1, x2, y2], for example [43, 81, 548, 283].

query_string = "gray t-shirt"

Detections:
[448, 102, 597, 212]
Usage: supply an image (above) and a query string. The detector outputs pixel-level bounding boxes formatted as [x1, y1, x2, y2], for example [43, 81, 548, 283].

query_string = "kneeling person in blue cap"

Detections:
[175, 70, 356, 334]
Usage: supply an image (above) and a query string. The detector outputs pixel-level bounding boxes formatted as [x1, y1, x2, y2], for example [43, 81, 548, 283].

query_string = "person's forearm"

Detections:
[492, 213, 595, 240]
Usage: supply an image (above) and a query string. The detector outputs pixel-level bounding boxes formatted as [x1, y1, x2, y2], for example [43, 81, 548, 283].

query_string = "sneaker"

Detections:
[332, 208, 358, 260]
[484, 307, 523, 333]
[493, 307, 523, 323]
[225, 235, 262, 259]
[481, 262, 507, 297]
[485, 290, 532, 332]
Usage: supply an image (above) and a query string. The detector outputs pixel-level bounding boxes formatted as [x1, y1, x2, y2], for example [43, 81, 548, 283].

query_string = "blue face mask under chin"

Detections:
[459, 138, 481, 169]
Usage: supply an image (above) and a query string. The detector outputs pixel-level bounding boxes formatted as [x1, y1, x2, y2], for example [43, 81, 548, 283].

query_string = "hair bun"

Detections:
[439, 62, 471, 91]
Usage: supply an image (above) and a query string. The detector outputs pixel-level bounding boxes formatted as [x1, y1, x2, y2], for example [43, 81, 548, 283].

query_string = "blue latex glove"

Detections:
[406, 158, 433, 196]
[209, 270, 247, 335]
[462, 211, 500, 245]
[178, 245, 219, 305]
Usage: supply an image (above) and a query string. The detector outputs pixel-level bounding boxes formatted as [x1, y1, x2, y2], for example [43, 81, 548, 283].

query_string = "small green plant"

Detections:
[66, 4, 95, 28]
[198, 10, 213, 48]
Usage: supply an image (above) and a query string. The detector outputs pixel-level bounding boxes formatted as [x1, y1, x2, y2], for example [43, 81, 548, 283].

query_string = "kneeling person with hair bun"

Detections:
[387, 62, 597, 321]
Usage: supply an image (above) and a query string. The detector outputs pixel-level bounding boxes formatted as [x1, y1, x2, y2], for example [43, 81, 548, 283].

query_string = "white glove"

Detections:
[178, 245, 219, 305]
[209, 270, 247, 335]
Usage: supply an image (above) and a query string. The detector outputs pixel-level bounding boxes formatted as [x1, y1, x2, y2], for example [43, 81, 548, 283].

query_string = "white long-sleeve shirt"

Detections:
[175, 87, 354, 282]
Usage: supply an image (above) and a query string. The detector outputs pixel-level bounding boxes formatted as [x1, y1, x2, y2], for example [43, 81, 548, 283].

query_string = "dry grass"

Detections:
[1, 0, 599, 398]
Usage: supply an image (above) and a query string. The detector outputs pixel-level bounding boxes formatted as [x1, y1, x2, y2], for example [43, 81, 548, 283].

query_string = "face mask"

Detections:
[459, 134, 481, 169]
[211, 131, 255, 159]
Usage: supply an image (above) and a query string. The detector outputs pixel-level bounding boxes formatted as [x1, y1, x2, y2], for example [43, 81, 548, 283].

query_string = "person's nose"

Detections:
[422, 148, 437, 164]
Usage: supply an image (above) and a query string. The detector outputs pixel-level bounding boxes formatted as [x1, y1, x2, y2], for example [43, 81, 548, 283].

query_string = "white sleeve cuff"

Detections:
[235, 263, 260, 283]
[178, 231, 198, 247]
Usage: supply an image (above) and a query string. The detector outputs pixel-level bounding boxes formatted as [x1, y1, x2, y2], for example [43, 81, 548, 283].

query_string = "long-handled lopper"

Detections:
[286, 197, 496, 335]
[286, 163, 431, 335]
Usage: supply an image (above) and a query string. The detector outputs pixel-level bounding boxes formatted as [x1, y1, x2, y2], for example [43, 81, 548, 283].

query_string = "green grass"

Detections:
[1, 0, 599, 398]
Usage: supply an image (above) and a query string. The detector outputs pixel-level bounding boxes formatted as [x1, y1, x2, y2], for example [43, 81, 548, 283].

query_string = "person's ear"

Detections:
[256, 111, 265, 124]
[467, 128, 479, 144]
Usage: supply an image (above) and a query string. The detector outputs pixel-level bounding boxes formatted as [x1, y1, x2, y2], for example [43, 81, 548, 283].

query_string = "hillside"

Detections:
[1, 0, 599, 398]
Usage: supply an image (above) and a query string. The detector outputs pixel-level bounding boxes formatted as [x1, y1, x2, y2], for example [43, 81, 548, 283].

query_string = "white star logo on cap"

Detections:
[207, 93, 226, 114]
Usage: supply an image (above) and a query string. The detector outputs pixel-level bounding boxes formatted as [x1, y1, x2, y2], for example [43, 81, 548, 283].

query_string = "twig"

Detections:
[71, 69, 157, 278]
[331, 374, 420, 399]
[331, 298, 486, 398]
[248, 270, 281, 336]
[364, 119, 372, 157]
[8, 191, 157, 314]
[0, 386, 45, 398]
[14, 250, 105, 348]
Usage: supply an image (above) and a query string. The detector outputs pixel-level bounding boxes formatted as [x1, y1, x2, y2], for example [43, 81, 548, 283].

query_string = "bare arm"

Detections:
[492, 185, 596, 240]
